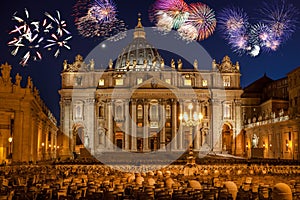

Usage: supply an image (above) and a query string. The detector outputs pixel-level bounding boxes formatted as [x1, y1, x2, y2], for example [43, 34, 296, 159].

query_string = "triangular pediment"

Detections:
[133, 77, 177, 90]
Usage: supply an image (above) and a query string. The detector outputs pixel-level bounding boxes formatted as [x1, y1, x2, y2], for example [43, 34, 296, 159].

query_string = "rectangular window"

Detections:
[116, 79, 124, 86]
[165, 79, 171, 84]
[184, 79, 192, 86]
[223, 76, 231, 87]
[137, 78, 143, 85]
[223, 104, 231, 119]
[202, 80, 208, 87]
[98, 79, 105, 86]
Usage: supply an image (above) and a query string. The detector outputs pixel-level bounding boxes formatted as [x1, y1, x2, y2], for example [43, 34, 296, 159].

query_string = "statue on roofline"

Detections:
[171, 59, 175, 69]
[178, 59, 182, 70]
[15, 73, 22, 87]
[194, 59, 198, 70]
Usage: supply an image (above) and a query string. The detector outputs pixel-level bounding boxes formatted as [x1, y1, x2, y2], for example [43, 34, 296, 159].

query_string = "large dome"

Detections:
[115, 17, 164, 71]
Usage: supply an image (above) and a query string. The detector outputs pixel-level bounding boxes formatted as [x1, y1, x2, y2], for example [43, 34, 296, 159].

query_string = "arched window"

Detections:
[137, 105, 143, 119]
[150, 104, 158, 121]
[166, 105, 171, 119]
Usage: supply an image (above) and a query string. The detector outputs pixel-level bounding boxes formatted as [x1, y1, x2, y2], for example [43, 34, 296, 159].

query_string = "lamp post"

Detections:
[8, 137, 13, 159]
[41, 142, 45, 161]
[179, 103, 203, 149]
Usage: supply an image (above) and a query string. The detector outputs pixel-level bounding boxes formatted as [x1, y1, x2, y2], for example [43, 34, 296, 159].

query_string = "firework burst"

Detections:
[74, 0, 127, 39]
[89, 0, 117, 22]
[249, 23, 279, 52]
[44, 34, 72, 57]
[217, 7, 252, 55]
[8, 8, 44, 66]
[217, 7, 249, 39]
[45, 10, 70, 37]
[184, 3, 216, 41]
[150, 0, 189, 30]
[8, 8, 72, 66]
[177, 23, 198, 42]
[260, 0, 299, 42]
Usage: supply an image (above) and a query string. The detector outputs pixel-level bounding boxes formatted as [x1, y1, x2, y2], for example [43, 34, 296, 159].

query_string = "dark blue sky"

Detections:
[0, 0, 299, 122]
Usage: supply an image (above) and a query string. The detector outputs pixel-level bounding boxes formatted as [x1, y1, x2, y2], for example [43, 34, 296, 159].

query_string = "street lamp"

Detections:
[41, 143, 45, 161]
[179, 103, 203, 148]
[8, 137, 13, 159]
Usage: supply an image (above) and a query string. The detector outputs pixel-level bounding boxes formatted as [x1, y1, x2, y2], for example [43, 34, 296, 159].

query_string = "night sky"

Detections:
[0, 0, 299, 123]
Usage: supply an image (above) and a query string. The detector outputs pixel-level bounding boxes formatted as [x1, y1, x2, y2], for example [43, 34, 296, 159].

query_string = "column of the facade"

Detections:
[171, 99, 178, 150]
[40, 123, 46, 161]
[21, 106, 32, 162]
[53, 131, 57, 159]
[124, 100, 130, 151]
[107, 100, 113, 150]
[32, 116, 39, 162]
[200, 102, 204, 146]
[43, 124, 49, 160]
[178, 101, 183, 150]
[234, 99, 242, 155]
[143, 100, 149, 151]
[61, 98, 72, 157]
[194, 100, 201, 150]
[37, 120, 43, 161]
[131, 100, 137, 151]
[12, 110, 23, 162]
[210, 99, 222, 152]
[85, 98, 95, 153]
[50, 127, 55, 160]
[159, 100, 166, 151]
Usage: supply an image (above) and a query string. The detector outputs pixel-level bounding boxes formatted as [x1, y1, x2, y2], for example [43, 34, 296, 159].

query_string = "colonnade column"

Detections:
[143, 100, 149, 151]
[131, 100, 137, 151]
[171, 99, 178, 150]
[124, 100, 130, 151]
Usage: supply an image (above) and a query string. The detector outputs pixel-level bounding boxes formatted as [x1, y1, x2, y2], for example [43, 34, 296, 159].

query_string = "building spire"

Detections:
[136, 13, 143, 28]
[133, 13, 146, 39]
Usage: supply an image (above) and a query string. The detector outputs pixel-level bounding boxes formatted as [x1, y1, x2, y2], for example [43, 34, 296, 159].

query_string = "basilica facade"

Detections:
[59, 18, 244, 158]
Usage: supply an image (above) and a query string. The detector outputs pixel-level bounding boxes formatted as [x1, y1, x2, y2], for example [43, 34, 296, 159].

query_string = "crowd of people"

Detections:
[0, 162, 300, 200]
